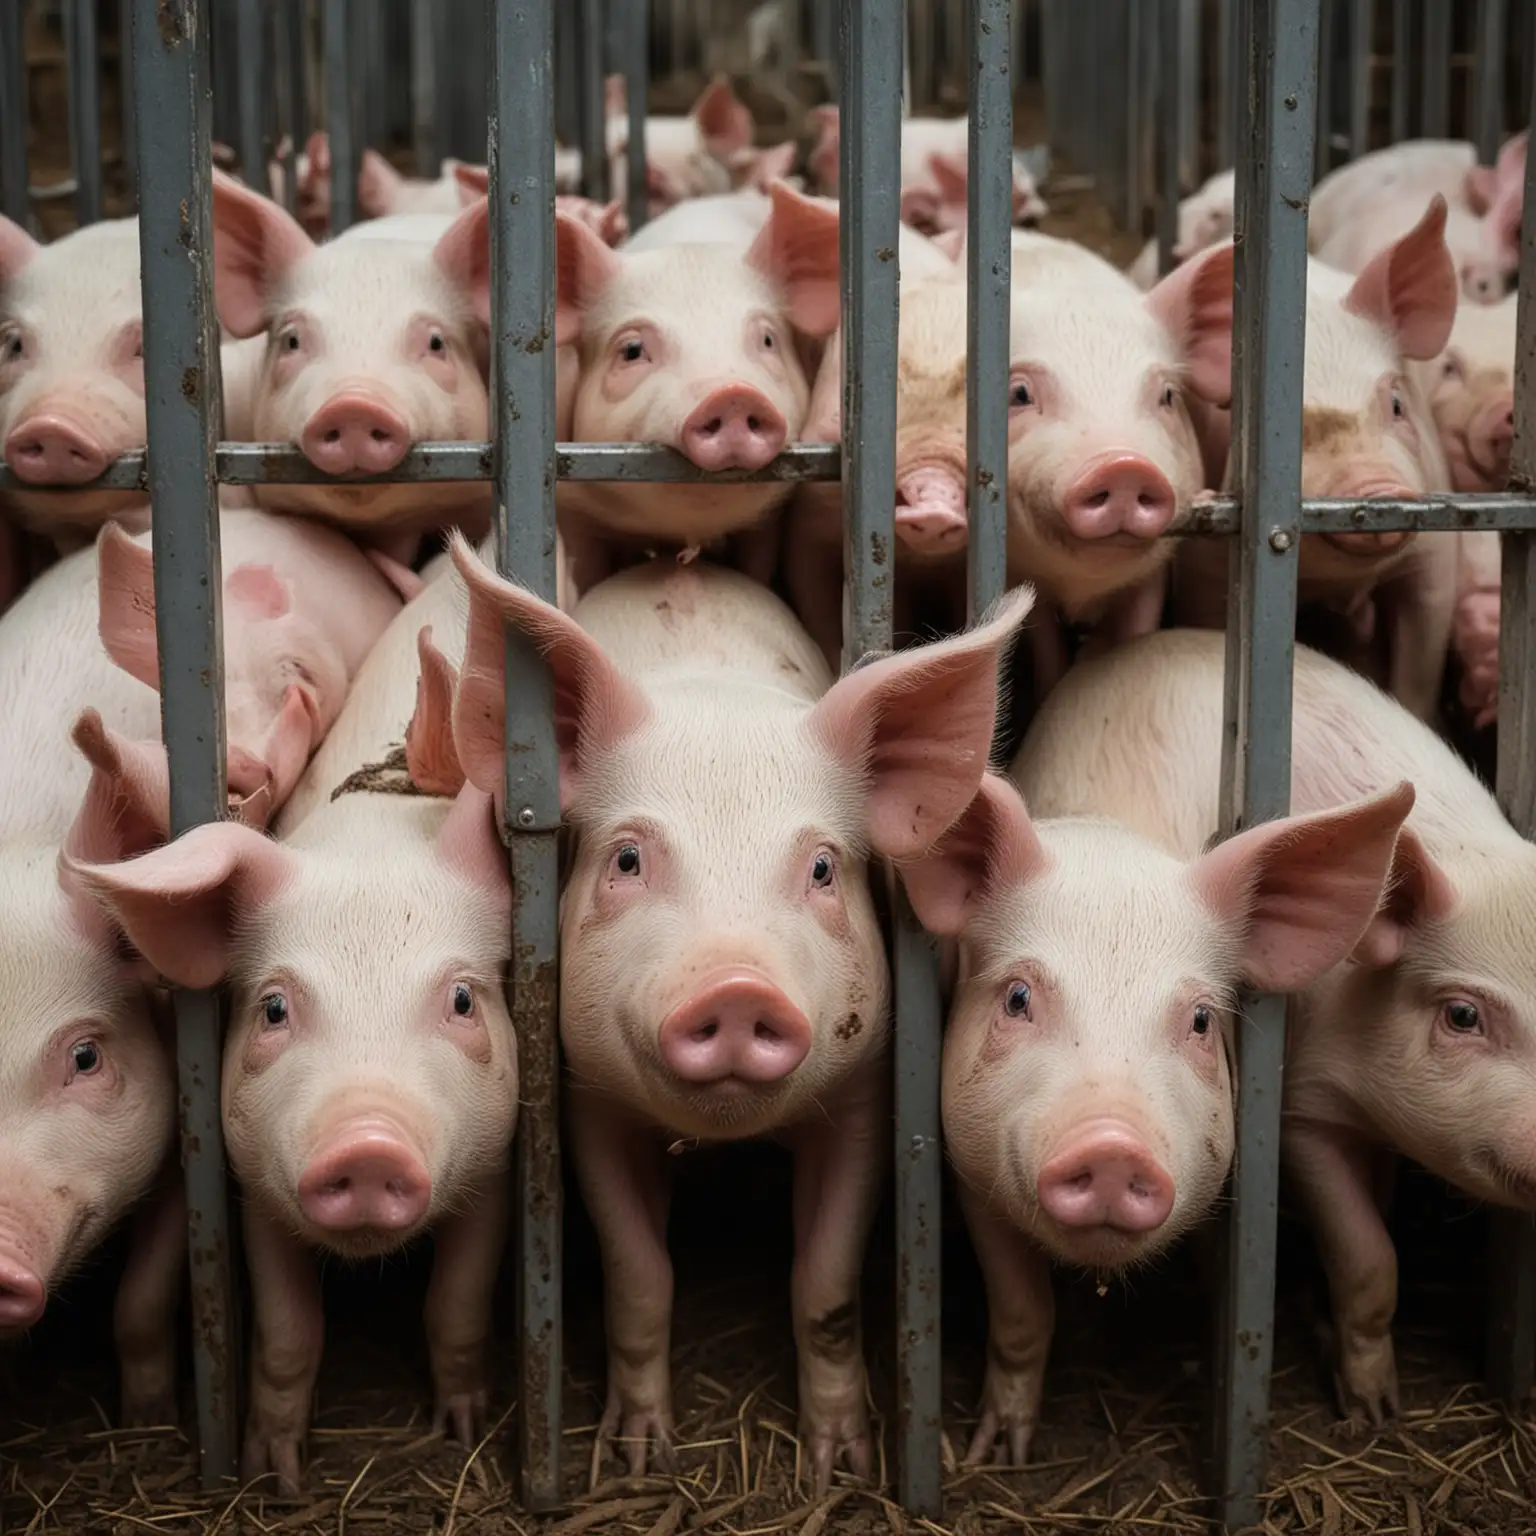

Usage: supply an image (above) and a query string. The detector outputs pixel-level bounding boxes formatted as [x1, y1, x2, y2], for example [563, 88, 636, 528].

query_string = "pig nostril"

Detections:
[1084, 489, 1111, 510]
[701, 417, 722, 436]
[370, 428, 391, 444]
[324, 428, 341, 445]
[697, 1022, 718, 1040]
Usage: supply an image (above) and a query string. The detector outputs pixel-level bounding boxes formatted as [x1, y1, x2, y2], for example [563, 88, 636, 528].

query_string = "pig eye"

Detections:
[260, 992, 289, 1030]
[427, 330, 447, 355]
[451, 983, 475, 1018]
[1191, 1004, 1214, 1037]
[280, 328, 302, 353]
[615, 842, 642, 876]
[617, 335, 648, 365]
[1390, 389, 1406, 420]
[1441, 998, 1482, 1035]
[0, 326, 23, 361]
[1004, 980, 1032, 1019]
[809, 848, 836, 889]
[67, 1038, 102, 1079]
[760, 327, 776, 351]
[1009, 378, 1034, 410]
[1159, 383, 1177, 409]
[1441, 354, 1466, 382]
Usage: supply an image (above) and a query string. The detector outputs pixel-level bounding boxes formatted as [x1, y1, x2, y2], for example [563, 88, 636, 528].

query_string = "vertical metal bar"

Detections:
[623, 0, 648, 235]
[488, 0, 563, 1509]
[235, 0, 265, 192]
[814, 0, 837, 99]
[1422, 0, 1450, 139]
[1214, 0, 1316, 1525]
[1315, 0, 1336, 178]
[1157, 0, 1180, 277]
[132, 0, 237, 1488]
[324, 0, 355, 230]
[271, 0, 296, 212]
[1177, 0, 1198, 188]
[1391, 0, 1409, 142]
[1349, 0, 1371, 159]
[121, 4, 139, 212]
[1475, 0, 1508, 165]
[66, 0, 103, 225]
[577, 0, 608, 202]
[1487, 101, 1536, 1409]
[0, 0, 29, 227]
[1216, 0, 1235, 170]
[412, 0, 439, 176]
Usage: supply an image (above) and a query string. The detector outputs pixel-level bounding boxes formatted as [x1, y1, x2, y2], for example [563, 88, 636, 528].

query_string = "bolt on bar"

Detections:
[1486, 87, 1536, 1409]
[1156, 0, 1180, 279]
[621, 0, 648, 235]
[1475, 0, 1508, 165]
[0, 0, 28, 226]
[1212, 0, 1316, 1526]
[132, 0, 239, 1488]
[488, 0, 565, 1508]
[325, 0, 355, 231]
[578, 0, 609, 202]
[65, 0, 102, 225]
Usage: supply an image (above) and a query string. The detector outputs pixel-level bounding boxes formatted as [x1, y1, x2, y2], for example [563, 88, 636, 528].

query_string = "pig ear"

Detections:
[1146, 241, 1235, 407]
[304, 129, 331, 176]
[63, 710, 173, 866]
[901, 773, 1050, 937]
[1345, 194, 1458, 362]
[435, 196, 492, 327]
[98, 522, 162, 691]
[435, 784, 510, 902]
[407, 625, 466, 797]
[900, 184, 942, 231]
[211, 167, 315, 338]
[745, 142, 799, 193]
[0, 215, 39, 284]
[1498, 130, 1529, 189]
[1188, 782, 1417, 993]
[556, 211, 624, 347]
[1466, 164, 1498, 215]
[807, 586, 1035, 860]
[357, 149, 403, 218]
[366, 547, 425, 601]
[927, 151, 969, 207]
[62, 822, 296, 990]
[449, 534, 649, 812]
[598, 200, 628, 247]
[254, 686, 321, 820]
[1350, 822, 1459, 969]
[453, 162, 491, 206]
[931, 228, 966, 264]
[747, 182, 842, 339]
[693, 75, 754, 161]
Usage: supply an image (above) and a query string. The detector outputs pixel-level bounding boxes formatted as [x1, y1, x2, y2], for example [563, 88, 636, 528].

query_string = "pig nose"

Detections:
[298, 1126, 431, 1234]
[657, 969, 811, 1085]
[301, 393, 409, 475]
[1060, 454, 1176, 541]
[895, 468, 969, 552]
[680, 387, 787, 473]
[1321, 481, 1414, 554]
[0, 1257, 45, 1330]
[1036, 1122, 1175, 1234]
[1470, 393, 1516, 476]
[4, 416, 109, 485]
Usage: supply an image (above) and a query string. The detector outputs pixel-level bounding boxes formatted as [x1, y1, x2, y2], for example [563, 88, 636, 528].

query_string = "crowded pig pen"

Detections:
[1, 0, 1536, 1531]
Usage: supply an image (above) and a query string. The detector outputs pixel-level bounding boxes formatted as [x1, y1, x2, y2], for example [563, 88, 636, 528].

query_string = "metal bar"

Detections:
[488, 0, 563, 1508]
[1177, 0, 1198, 188]
[1213, 0, 1317, 1525]
[1315, 0, 1336, 178]
[1421, 0, 1450, 139]
[577, 0, 608, 202]
[121, 4, 139, 212]
[272, 0, 297, 213]
[623, 0, 648, 235]
[0, 0, 29, 226]
[1486, 90, 1536, 1409]
[1124, 0, 1144, 230]
[1216, 0, 1236, 171]
[235, 0, 266, 192]
[324, 0, 356, 231]
[1391, 0, 1409, 142]
[1348, 0, 1371, 158]
[132, 0, 237, 1488]
[1156, 0, 1180, 277]
[1475, 0, 1508, 164]
[412, 0, 439, 176]
[65, 0, 102, 225]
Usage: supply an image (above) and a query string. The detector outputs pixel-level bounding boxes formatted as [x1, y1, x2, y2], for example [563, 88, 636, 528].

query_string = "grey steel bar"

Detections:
[132, 0, 237, 1488]
[1216, 0, 1236, 171]
[1124, 1, 1145, 231]
[272, 0, 298, 214]
[289, 0, 310, 166]
[1177, 0, 1198, 189]
[0, 0, 29, 226]
[324, 0, 355, 231]
[623, 0, 649, 235]
[235, 0, 266, 192]
[1486, 96, 1536, 1410]
[1475, 0, 1508, 165]
[121, 4, 138, 212]
[1213, 0, 1316, 1525]
[577, 0, 609, 202]
[967, 0, 1011, 618]
[1315, 0, 1336, 178]
[813, 0, 837, 99]
[1156, 0, 1180, 277]
[1391, 0, 1409, 142]
[1348, 0, 1371, 159]
[489, 0, 563, 1508]
[1422, 0, 1450, 139]
[412, 0, 439, 177]
[65, 0, 102, 225]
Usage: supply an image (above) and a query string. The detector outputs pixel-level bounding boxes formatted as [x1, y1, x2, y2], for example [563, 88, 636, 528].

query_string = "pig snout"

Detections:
[4, 414, 110, 485]
[896, 467, 969, 553]
[301, 393, 410, 476]
[1060, 453, 1176, 542]
[1318, 481, 1415, 555]
[1469, 392, 1516, 480]
[679, 387, 787, 473]
[1036, 1121, 1175, 1235]
[0, 1255, 45, 1331]
[298, 1122, 432, 1235]
[657, 969, 812, 1085]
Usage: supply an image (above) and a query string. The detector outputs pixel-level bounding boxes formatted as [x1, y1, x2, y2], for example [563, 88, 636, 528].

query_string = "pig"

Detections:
[904, 747, 1412, 1463]
[356, 150, 480, 219]
[553, 182, 841, 593]
[449, 162, 630, 245]
[1127, 168, 1237, 290]
[210, 171, 492, 561]
[1172, 197, 1459, 724]
[68, 557, 522, 1490]
[448, 538, 1031, 1489]
[1450, 530, 1501, 730]
[605, 73, 757, 214]
[1009, 625, 1536, 1432]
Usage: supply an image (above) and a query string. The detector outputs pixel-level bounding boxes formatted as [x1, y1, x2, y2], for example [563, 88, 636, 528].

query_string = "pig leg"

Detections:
[1026, 608, 1072, 704]
[1380, 538, 1457, 725]
[786, 1063, 886, 1493]
[1079, 565, 1170, 659]
[1452, 530, 1501, 728]
[569, 1089, 676, 1475]
[242, 1203, 324, 1492]
[1284, 1119, 1400, 1427]
[424, 1167, 511, 1447]
[113, 1166, 187, 1426]
[954, 1181, 1055, 1465]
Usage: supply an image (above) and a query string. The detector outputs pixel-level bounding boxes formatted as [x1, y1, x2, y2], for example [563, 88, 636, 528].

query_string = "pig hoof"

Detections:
[962, 1409, 1035, 1469]
[803, 1421, 873, 1495]
[1333, 1343, 1400, 1431]
[120, 1386, 178, 1430]
[242, 1430, 306, 1496]
[598, 1396, 676, 1477]
[963, 1367, 1040, 1468]
[434, 1388, 489, 1448]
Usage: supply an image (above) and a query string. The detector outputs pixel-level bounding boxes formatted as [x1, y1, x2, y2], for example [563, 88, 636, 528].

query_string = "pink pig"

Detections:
[449, 538, 1031, 1490]
[605, 73, 757, 214]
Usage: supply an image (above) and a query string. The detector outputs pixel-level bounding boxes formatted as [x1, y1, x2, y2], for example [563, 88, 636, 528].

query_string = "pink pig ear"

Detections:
[255, 686, 321, 818]
[807, 586, 1035, 860]
[693, 75, 754, 161]
[435, 195, 492, 326]
[0, 215, 39, 284]
[435, 784, 510, 903]
[453, 162, 491, 206]
[747, 182, 842, 339]
[366, 547, 425, 601]
[61, 821, 296, 990]
[64, 710, 173, 867]
[97, 522, 161, 691]
[407, 625, 466, 797]
[1345, 194, 1458, 361]
[555, 210, 624, 347]
[210, 166, 315, 338]
[356, 149, 403, 218]
[449, 535, 649, 813]
[1146, 241, 1235, 406]
[1466, 164, 1499, 215]
[1497, 129, 1529, 190]
[931, 227, 966, 263]
[1350, 822, 1459, 969]
[927, 151, 969, 208]
[1188, 781, 1416, 993]
[901, 772, 1050, 937]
